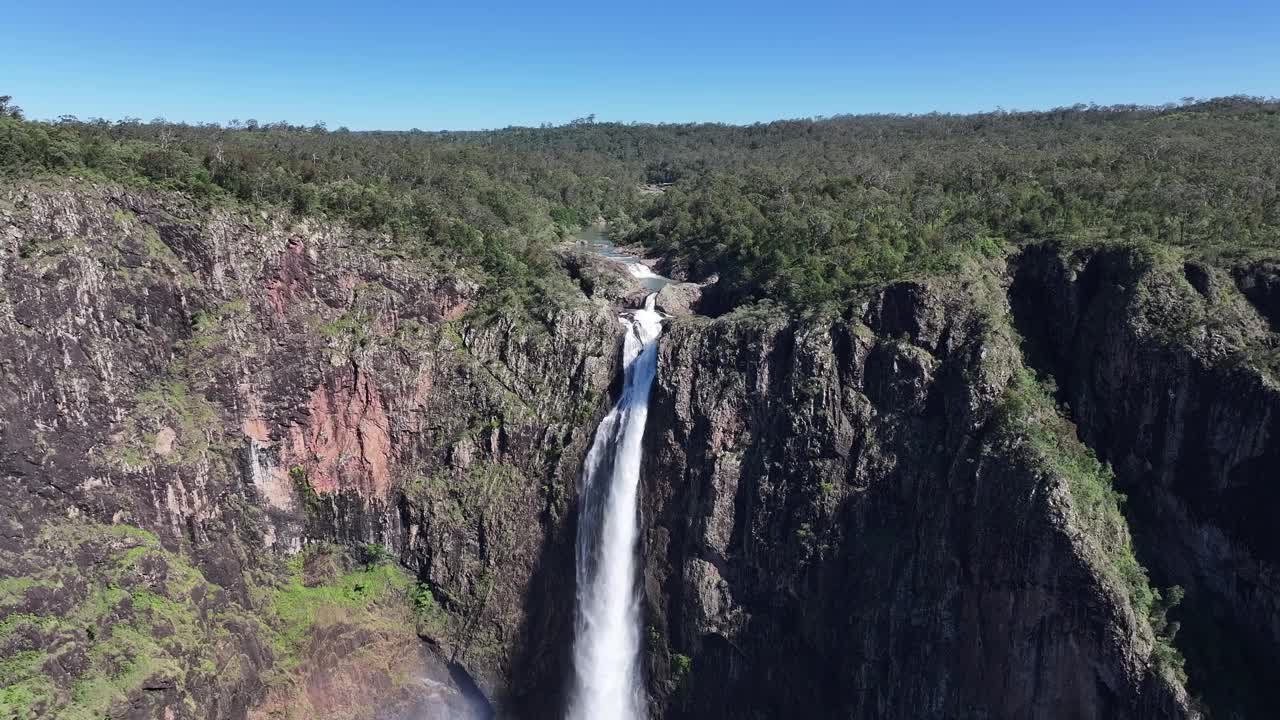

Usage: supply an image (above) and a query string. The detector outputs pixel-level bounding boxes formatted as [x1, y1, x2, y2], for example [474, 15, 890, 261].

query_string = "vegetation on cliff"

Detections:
[997, 368, 1186, 685]
[0, 523, 250, 719]
[0, 522, 426, 720]
[5, 92, 1277, 717]
[0, 102, 626, 316]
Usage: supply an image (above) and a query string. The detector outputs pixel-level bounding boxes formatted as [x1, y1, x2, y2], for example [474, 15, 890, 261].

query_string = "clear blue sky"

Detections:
[5, 0, 1277, 130]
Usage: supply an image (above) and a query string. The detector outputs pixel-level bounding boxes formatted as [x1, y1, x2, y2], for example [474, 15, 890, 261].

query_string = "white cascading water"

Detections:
[625, 262, 661, 281]
[568, 294, 664, 720]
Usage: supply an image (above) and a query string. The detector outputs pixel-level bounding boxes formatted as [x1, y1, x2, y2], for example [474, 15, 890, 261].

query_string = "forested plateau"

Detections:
[1, 95, 1278, 718]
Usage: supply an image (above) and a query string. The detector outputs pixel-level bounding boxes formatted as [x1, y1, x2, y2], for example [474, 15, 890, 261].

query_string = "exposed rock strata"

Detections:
[640, 270, 1189, 719]
[1011, 243, 1280, 716]
[6, 184, 1274, 719]
[0, 182, 619, 718]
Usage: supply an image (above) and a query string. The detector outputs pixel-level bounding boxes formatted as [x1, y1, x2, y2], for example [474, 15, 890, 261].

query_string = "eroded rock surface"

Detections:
[0, 182, 619, 718]
[639, 270, 1188, 719]
[3, 183, 1274, 719]
[1012, 243, 1280, 717]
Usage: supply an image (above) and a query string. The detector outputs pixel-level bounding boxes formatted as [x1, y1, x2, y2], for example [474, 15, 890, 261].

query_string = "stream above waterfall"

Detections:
[574, 225, 673, 292]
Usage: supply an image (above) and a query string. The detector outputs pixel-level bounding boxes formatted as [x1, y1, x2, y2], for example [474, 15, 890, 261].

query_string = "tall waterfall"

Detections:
[568, 294, 664, 720]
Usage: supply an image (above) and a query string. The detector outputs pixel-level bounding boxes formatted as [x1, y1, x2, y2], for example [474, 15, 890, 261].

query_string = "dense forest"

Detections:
[3, 94, 1279, 310]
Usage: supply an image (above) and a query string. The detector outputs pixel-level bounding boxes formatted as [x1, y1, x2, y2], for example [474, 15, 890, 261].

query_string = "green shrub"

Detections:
[358, 543, 394, 568]
[998, 368, 1188, 683]
[410, 583, 448, 636]
[670, 653, 693, 694]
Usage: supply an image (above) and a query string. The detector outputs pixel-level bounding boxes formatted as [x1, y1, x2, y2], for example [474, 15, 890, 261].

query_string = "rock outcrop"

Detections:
[0, 181, 621, 718]
[652, 282, 704, 317]
[640, 269, 1188, 719]
[557, 247, 644, 303]
[1011, 243, 1280, 717]
[5, 183, 1274, 719]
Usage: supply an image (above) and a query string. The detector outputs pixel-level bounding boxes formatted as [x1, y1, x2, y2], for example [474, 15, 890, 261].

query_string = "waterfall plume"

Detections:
[568, 294, 664, 720]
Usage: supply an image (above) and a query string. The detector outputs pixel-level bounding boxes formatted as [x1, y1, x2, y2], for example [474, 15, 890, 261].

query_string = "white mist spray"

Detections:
[568, 294, 664, 720]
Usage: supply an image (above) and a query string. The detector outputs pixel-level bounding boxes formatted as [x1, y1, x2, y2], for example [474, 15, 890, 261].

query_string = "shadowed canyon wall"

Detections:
[3, 183, 1276, 718]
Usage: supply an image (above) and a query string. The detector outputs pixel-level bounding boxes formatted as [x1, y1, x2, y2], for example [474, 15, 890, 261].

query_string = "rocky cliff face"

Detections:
[640, 270, 1187, 719]
[2, 183, 1270, 719]
[0, 181, 621, 718]
[1012, 244, 1280, 717]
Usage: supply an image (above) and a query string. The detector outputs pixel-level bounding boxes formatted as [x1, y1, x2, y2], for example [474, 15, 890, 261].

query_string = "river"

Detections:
[574, 226, 672, 292]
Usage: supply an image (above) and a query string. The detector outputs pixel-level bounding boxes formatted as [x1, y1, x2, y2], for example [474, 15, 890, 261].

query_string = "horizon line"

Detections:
[11, 93, 1278, 134]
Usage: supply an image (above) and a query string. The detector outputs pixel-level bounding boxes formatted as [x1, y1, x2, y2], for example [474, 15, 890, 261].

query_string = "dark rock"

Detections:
[4, 182, 1270, 719]
[639, 274, 1189, 719]
[1232, 260, 1280, 331]
[1011, 243, 1280, 717]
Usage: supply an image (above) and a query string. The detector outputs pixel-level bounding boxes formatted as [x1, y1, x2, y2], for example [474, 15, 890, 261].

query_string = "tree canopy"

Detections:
[3, 95, 1278, 310]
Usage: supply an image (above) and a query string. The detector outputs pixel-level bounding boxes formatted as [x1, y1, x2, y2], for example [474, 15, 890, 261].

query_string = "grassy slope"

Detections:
[0, 523, 426, 720]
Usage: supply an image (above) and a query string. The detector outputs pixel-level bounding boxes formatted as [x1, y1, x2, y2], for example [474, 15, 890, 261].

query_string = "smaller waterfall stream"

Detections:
[568, 294, 664, 720]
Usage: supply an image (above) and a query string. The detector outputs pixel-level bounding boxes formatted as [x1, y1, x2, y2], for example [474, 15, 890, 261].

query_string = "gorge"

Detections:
[1, 98, 1279, 720]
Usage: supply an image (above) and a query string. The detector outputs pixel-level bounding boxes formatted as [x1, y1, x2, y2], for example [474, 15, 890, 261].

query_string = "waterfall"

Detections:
[625, 262, 660, 280]
[568, 294, 664, 720]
